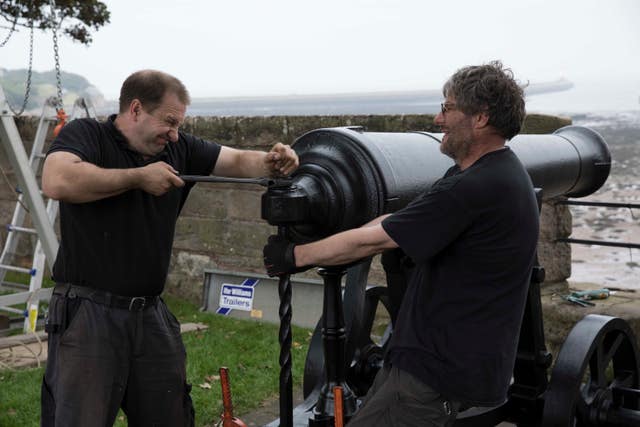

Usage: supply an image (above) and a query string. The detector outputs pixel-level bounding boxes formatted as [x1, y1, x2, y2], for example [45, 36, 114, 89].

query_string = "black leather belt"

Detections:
[54, 283, 159, 311]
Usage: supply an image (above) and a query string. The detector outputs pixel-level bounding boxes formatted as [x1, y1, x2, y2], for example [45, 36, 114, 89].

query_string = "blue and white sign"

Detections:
[219, 283, 255, 312]
[215, 278, 259, 315]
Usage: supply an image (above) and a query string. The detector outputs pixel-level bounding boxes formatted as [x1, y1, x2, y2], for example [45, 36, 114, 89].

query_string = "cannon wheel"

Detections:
[543, 314, 640, 426]
[302, 259, 393, 399]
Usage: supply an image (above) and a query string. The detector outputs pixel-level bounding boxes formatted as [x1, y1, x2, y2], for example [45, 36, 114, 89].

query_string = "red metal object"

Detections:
[219, 367, 247, 427]
[333, 386, 344, 427]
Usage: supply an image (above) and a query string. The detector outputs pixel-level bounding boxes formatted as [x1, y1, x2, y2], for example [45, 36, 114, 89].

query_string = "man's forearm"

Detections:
[294, 222, 397, 267]
[213, 148, 269, 178]
[362, 214, 391, 228]
[44, 161, 139, 203]
[234, 150, 270, 177]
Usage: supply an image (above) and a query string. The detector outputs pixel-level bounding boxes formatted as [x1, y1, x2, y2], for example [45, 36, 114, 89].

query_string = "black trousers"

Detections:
[41, 285, 194, 427]
[347, 365, 459, 427]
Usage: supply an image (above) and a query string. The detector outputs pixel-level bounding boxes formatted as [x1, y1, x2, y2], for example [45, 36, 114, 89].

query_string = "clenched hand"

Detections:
[136, 162, 184, 196]
[265, 143, 298, 176]
[263, 234, 310, 277]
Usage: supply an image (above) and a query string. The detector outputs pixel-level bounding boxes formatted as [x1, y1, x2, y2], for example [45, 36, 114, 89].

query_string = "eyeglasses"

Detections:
[440, 102, 457, 115]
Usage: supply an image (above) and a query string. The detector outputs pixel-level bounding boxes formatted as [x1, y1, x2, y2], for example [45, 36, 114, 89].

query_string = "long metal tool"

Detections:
[179, 175, 291, 188]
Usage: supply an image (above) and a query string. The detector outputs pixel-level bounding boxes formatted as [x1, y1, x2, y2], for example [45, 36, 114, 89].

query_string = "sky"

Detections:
[1, 0, 639, 113]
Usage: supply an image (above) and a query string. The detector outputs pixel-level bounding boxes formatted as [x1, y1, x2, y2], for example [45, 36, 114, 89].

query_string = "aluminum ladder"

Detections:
[0, 85, 61, 332]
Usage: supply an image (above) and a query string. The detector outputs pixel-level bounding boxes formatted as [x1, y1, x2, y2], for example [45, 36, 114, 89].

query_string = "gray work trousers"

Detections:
[41, 286, 194, 427]
[347, 364, 459, 427]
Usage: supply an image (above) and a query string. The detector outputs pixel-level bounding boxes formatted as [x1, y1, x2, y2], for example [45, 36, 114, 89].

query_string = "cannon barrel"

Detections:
[262, 125, 611, 243]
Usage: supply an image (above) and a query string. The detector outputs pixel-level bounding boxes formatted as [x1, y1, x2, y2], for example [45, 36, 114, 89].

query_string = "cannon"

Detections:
[256, 125, 640, 426]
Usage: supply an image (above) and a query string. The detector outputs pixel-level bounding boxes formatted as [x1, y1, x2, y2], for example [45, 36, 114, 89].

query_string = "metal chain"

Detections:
[51, 25, 62, 111]
[6, 20, 34, 116]
[0, 14, 18, 47]
[49, 0, 63, 112]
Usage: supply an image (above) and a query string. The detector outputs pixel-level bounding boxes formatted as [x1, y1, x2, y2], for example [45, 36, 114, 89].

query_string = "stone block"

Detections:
[220, 221, 273, 261]
[182, 116, 236, 143]
[538, 240, 571, 283]
[173, 217, 228, 253]
[180, 186, 228, 219]
[539, 199, 572, 240]
[226, 189, 262, 221]
[166, 250, 213, 303]
[234, 117, 288, 148]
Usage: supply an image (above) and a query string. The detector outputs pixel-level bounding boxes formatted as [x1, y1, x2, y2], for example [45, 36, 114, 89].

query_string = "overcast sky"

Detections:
[1, 0, 639, 113]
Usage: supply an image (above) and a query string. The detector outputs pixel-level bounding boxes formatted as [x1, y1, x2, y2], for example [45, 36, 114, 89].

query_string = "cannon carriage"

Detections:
[258, 126, 640, 426]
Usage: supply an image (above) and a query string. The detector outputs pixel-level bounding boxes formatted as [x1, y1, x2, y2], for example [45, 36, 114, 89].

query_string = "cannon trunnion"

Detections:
[260, 126, 640, 427]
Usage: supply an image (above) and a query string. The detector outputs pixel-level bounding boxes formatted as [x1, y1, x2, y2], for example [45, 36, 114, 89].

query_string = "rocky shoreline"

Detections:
[568, 111, 640, 291]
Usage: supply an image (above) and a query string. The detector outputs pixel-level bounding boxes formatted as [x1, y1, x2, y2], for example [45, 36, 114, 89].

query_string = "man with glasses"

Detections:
[41, 69, 298, 426]
[263, 61, 538, 426]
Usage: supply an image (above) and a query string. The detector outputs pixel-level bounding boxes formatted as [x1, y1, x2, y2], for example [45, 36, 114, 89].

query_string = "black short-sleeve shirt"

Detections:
[381, 147, 539, 406]
[47, 115, 221, 296]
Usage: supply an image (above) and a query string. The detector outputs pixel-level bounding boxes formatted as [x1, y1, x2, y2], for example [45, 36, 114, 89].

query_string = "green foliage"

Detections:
[0, 0, 110, 44]
[0, 295, 311, 427]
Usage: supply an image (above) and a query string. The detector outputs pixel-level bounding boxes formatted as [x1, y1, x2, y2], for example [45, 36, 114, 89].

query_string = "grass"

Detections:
[0, 294, 312, 427]
[0, 367, 42, 425]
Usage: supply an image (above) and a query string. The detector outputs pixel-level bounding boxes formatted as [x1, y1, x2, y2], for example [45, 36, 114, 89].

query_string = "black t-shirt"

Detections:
[381, 147, 539, 407]
[47, 116, 221, 296]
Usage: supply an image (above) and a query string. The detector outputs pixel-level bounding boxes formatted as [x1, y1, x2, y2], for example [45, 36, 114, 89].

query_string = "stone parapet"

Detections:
[2, 113, 572, 302]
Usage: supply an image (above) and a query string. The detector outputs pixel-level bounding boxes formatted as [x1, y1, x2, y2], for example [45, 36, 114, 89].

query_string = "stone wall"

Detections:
[2, 113, 572, 304]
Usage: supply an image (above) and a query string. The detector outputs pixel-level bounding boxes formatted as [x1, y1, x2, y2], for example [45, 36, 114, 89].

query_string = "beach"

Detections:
[567, 111, 640, 291]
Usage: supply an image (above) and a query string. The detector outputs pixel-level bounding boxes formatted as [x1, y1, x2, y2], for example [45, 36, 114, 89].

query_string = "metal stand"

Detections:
[278, 228, 294, 427]
[309, 267, 357, 427]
